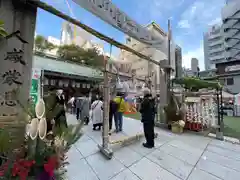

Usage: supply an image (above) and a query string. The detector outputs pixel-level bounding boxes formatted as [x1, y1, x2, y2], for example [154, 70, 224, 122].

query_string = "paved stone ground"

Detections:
[66, 114, 240, 180]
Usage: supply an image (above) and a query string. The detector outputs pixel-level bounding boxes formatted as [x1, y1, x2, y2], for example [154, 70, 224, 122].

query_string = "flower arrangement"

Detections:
[0, 94, 83, 180]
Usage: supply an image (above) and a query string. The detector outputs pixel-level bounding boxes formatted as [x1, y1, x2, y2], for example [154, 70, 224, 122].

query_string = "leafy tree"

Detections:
[84, 48, 105, 68]
[0, 20, 7, 37]
[57, 44, 104, 68]
[34, 35, 56, 53]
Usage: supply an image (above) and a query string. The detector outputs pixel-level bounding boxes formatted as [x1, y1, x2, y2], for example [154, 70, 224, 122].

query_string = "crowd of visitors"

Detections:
[50, 88, 157, 149]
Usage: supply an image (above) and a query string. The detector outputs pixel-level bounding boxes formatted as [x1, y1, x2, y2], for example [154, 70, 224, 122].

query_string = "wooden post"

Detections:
[98, 45, 113, 159]
[167, 19, 172, 102]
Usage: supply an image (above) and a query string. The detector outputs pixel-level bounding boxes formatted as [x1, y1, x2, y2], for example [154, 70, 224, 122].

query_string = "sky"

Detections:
[36, 0, 226, 70]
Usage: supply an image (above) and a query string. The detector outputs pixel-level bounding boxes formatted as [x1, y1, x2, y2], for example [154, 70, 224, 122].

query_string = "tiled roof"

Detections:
[32, 55, 103, 79]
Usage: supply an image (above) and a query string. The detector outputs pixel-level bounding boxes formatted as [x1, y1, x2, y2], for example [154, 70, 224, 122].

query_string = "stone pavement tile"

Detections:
[113, 146, 143, 167]
[159, 144, 200, 166]
[75, 139, 99, 157]
[154, 129, 177, 141]
[207, 144, 240, 161]
[147, 149, 193, 180]
[67, 146, 83, 163]
[197, 158, 240, 180]
[109, 131, 127, 142]
[154, 136, 172, 148]
[66, 158, 98, 180]
[202, 150, 240, 172]
[76, 134, 91, 143]
[127, 139, 156, 156]
[85, 131, 103, 144]
[188, 168, 221, 180]
[110, 169, 140, 180]
[167, 140, 204, 156]
[175, 134, 211, 149]
[129, 157, 181, 180]
[210, 139, 240, 153]
[86, 152, 126, 180]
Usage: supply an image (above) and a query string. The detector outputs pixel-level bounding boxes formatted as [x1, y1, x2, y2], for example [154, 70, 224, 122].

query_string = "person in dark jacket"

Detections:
[140, 88, 156, 148]
[109, 98, 118, 132]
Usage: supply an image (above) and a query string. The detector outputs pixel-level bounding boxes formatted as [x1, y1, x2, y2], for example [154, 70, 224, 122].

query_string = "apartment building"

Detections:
[175, 45, 183, 78]
[217, 0, 240, 93]
[119, 22, 176, 93]
[203, 24, 225, 70]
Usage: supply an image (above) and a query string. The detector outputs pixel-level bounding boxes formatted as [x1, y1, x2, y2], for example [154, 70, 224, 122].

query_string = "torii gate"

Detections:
[0, 0, 172, 159]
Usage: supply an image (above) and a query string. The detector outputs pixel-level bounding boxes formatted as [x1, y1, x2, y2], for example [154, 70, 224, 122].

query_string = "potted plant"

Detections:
[0, 94, 83, 179]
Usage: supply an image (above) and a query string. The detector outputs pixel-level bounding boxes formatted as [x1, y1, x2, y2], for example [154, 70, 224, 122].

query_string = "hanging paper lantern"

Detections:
[50, 79, 55, 86]
[64, 80, 69, 87]
[76, 83, 80, 88]
[44, 78, 49, 85]
[72, 81, 76, 87]
[59, 80, 63, 87]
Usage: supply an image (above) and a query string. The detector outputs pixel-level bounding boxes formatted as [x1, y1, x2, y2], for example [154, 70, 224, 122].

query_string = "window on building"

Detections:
[226, 78, 234, 85]
[209, 44, 222, 50]
[210, 36, 221, 42]
[209, 51, 224, 57]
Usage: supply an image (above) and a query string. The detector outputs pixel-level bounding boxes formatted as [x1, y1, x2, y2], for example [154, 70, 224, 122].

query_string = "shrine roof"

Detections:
[32, 55, 103, 79]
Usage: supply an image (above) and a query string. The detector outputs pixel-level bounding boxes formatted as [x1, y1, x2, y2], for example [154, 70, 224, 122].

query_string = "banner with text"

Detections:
[72, 0, 168, 53]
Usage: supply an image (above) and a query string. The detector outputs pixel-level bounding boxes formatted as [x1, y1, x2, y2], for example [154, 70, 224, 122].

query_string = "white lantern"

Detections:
[59, 80, 63, 87]
[76, 83, 80, 88]
[72, 81, 76, 87]
[44, 78, 49, 85]
[64, 80, 69, 87]
[82, 83, 86, 88]
[87, 84, 90, 88]
[50, 79, 55, 86]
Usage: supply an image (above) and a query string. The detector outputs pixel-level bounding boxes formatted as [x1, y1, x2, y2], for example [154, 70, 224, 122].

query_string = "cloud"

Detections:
[177, 0, 225, 30]
[176, 0, 225, 70]
[208, 17, 222, 26]
[136, 0, 185, 21]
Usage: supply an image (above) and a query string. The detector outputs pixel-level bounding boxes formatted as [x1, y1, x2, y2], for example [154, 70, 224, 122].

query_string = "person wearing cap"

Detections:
[140, 88, 156, 148]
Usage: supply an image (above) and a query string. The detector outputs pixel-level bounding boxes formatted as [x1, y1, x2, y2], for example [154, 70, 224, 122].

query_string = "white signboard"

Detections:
[72, 0, 167, 51]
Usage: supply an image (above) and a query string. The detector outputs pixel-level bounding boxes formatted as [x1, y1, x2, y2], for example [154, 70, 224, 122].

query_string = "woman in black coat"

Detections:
[140, 88, 156, 148]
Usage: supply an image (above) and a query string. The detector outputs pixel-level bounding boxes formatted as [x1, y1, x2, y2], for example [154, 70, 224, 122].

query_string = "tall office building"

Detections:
[203, 24, 225, 70]
[175, 45, 182, 78]
[60, 22, 74, 45]
[60, 21, 92, 47]
[222, 0, 240, 62]
[191, 58, 199, 75]
[215, 0, 240, 94]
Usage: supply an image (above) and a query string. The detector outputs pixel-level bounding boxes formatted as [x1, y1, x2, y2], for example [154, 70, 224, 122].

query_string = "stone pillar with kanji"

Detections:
[0, 1, 37, 121]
